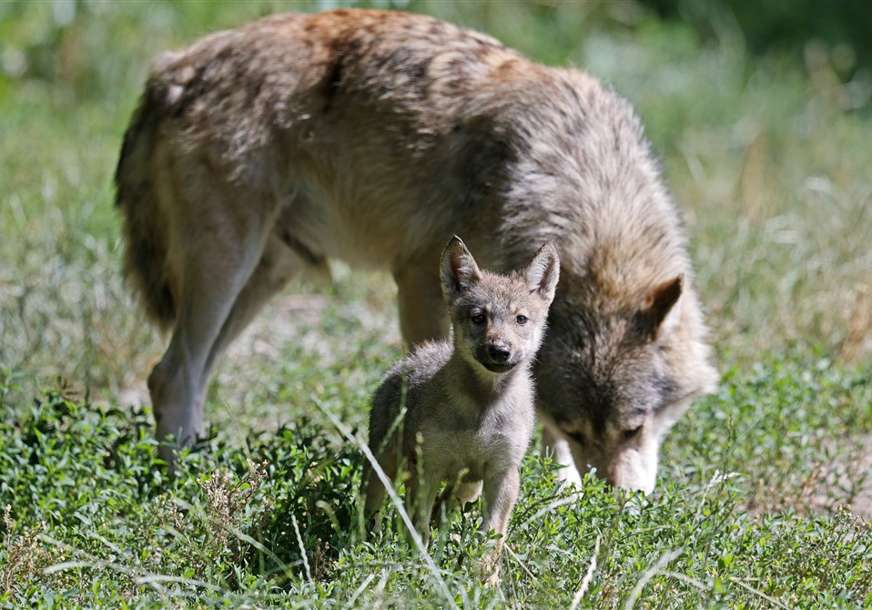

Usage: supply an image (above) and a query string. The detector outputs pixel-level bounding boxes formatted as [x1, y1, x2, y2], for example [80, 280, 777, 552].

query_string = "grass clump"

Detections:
[1, 362, 870, 607]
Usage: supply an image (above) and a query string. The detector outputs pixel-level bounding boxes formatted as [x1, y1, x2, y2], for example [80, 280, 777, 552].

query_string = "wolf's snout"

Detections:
[608, 446, 658, 495]
[487, 344, 511, 363]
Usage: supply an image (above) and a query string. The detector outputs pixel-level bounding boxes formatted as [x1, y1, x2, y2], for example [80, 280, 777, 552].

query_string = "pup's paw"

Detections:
[479, 548, 502, 586]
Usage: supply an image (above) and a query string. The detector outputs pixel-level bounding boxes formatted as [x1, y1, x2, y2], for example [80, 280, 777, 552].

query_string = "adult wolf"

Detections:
[115, 9, 717, 491]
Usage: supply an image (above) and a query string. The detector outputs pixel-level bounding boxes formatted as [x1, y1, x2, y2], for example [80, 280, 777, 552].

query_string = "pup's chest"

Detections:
[419, 402, 534, 479]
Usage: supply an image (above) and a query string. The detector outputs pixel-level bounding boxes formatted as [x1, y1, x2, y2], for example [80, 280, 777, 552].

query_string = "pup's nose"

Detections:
[487, 345, 511, 362]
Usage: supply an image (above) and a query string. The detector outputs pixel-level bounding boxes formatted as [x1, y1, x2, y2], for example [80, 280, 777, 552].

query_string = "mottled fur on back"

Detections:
[115, 9, 717, 486]
[364, 238, 559, 584]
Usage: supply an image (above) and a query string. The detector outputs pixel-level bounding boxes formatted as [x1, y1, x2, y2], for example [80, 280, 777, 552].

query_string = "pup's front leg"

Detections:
[480, 467, 520, 586]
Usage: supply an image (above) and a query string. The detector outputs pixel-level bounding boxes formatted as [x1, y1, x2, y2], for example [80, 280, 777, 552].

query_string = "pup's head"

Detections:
[440, 236, 560, 375]
[537, 274, 718, 494]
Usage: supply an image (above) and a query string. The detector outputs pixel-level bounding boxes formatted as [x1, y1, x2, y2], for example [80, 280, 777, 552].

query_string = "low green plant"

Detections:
[1, 361, 869, 607]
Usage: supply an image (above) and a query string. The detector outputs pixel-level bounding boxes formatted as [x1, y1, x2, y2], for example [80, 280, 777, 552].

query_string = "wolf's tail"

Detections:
[114, 78, 175, 330]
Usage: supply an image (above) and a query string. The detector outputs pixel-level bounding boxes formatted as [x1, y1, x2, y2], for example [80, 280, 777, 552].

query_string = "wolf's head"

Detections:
[440, 236, 559, 376]
[536, 272, 718, 494]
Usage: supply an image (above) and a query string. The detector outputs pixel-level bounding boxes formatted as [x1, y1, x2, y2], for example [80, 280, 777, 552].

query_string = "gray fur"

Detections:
[365, 237, 558, 584]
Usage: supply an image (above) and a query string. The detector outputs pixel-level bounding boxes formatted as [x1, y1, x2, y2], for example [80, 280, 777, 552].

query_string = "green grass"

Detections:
[1, 0, 870, 607]
[2, 362, 870, 607]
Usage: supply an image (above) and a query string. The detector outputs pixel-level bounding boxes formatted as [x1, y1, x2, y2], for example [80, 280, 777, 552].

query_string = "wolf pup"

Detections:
[364, 236, 559, 584]
[116, 9, 717, 489]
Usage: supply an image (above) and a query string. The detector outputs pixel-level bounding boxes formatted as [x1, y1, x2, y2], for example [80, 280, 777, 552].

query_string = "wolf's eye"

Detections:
[471, 312, 486, 325]
[516, 314, 528, 325]
[622, 426, 643, 440]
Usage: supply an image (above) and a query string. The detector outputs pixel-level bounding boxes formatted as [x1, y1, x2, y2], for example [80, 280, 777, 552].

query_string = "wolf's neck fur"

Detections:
[497, 72, 688, 307]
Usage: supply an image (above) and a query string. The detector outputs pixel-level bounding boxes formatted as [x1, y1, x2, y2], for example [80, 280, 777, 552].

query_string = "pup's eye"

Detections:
[622, 426, 643, 440]
[516, 314, 528, 325]
[471, 312, 486, 325]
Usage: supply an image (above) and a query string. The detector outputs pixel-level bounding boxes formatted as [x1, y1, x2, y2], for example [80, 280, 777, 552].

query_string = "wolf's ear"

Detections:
[440, 236, 482, 298]
[636, 275, 683, 339]
[526, 242, 560, 304]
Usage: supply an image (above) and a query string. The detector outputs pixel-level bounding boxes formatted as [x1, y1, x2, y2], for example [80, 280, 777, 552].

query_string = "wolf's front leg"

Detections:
[541, 420, 583, 488]
[480, 467, 520, 586]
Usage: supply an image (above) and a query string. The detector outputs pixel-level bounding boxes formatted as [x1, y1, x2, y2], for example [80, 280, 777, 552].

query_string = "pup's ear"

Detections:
[440, 236, 482, 298]
[636, 275, 683, 339]
[526, 242, 560, 304]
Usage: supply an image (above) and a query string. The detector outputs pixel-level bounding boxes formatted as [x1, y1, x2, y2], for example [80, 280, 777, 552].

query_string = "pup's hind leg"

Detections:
[405, 475, 439, 546]
[430, 479, 482, 526]
[363, 447, 398, 526]
[456, 480, 483, 506]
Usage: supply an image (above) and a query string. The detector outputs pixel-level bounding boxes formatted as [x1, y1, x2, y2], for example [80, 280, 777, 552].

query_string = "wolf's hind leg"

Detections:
[148, 168, 278, 465]
[202, 228, 319, 376]
[150, 252, 263, 463]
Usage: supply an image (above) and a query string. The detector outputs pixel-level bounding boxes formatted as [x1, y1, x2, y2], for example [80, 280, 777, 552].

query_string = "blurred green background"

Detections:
[2, 0, 870, 106]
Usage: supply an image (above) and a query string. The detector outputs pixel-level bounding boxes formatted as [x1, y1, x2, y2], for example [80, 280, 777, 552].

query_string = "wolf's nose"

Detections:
[487, 345, 511, 362]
